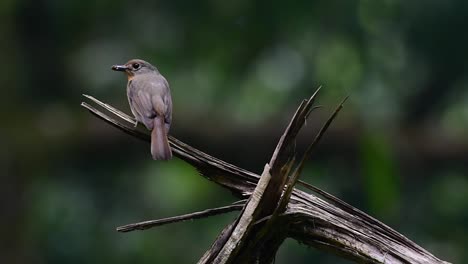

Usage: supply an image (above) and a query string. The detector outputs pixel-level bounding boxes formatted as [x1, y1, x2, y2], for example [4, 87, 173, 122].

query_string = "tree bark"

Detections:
[82, 93, 450, 264]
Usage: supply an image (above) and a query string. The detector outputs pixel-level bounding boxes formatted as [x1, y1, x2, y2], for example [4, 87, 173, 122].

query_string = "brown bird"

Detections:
[112, 59, 172, 160]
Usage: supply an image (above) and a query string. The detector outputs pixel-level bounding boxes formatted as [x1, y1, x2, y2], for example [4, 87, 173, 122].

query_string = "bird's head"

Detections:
[112, 59, 158, 79]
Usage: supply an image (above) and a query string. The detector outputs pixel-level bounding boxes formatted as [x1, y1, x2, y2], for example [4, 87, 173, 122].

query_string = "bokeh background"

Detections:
[1, 0, 467, 263]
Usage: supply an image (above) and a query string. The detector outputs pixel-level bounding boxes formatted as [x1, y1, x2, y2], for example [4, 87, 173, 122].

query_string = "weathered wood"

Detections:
[81, 94, 450, 264]
[203, 89, 334, 264]
[116, 204, 243, 233]
[209, 164, 273, 263]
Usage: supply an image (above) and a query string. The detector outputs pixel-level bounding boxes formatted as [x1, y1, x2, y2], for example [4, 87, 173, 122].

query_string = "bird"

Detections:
[112, 59, 172, 160]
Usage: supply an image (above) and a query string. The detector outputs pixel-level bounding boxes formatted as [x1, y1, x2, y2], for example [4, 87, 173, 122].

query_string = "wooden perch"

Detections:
[81, 91, 450, 264]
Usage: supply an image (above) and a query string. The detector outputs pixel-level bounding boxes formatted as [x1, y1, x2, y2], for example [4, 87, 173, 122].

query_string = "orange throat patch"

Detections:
[126, 72, 135, 81]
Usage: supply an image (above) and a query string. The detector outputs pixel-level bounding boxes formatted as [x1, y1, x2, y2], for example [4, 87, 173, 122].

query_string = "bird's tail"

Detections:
[151, 116, 172, 160]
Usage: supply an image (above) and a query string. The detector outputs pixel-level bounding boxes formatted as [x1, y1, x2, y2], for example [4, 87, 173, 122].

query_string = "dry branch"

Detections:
[81, 93, 450, 264]
[117, 204, 243, 233]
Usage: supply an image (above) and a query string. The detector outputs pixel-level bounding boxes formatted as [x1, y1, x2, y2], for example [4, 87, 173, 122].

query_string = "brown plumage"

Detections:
[112, 59, 172, 160]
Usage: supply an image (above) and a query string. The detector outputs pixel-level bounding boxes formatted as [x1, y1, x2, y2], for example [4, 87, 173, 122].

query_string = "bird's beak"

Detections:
[112, 64, 128, 71]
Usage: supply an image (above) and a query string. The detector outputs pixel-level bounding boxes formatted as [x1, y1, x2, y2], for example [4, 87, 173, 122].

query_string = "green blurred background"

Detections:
[1, 0, 467, 263]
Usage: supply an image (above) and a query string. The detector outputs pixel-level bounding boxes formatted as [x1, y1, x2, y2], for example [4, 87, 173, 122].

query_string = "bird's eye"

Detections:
[132, 63, 140, 69]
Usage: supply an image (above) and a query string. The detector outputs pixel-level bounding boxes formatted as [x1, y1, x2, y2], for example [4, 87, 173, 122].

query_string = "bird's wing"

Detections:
[128, 79, 157, 129]
[161, 77, 172, 131]
[136, 90, 154, 116]
[149, 75, 172, 131]
[130, 74, 172, 130]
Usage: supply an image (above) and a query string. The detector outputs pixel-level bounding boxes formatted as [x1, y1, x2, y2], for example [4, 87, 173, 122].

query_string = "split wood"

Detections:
[81, 90, 450, 264]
